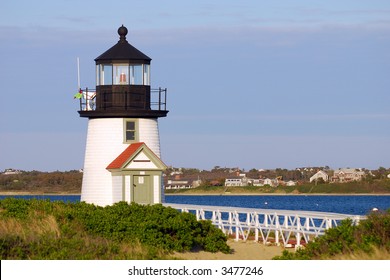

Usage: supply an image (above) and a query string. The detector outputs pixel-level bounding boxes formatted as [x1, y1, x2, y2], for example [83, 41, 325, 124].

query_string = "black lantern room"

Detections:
[78, 25, 168, 118]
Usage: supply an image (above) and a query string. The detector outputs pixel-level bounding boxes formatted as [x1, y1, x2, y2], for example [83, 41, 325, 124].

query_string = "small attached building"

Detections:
[106, 142, 167, 205]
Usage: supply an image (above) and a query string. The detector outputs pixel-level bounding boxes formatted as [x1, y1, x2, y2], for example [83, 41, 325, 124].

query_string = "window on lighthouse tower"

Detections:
[130, 65, 143, 85]
[124, 120, 138, 143]
[97, 64, 150, 86]
[98, 64, 113, 85]
[143, 64, 150, 86]
[114, 64, 129, 85]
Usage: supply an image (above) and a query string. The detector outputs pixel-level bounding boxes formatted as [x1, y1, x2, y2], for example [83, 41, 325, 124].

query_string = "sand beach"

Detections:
[173, 239, 284, 260]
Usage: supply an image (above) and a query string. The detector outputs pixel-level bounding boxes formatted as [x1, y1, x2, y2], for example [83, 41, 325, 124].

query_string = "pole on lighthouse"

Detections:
[77, 57, 81, 90]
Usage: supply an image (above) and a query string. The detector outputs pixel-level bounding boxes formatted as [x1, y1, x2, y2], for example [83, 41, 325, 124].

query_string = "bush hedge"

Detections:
[273, 209, 390, 260]
[0, 198, 230, 259]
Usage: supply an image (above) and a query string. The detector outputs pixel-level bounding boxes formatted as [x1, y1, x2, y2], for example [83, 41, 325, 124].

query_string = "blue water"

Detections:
[166, 195, 390, 215]
[1, 195, 389, 215]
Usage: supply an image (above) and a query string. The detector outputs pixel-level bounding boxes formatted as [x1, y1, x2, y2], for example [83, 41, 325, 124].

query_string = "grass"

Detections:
[329, 247, 390, 260]
[0, 207, 164, 259]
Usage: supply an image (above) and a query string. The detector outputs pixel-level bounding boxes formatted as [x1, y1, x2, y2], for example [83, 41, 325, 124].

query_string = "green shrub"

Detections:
[71, 201, 230, 253]
[0, 198, 30, 219]
[0, 198, 230, 259]
[273, 209, 390, 260]
[195, 220, 230, 253]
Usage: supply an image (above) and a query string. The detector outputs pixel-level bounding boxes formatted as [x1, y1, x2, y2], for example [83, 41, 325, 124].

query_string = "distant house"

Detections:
[263, 178, 278, 187]
[310, 170, 329, 183]
[286, 180, 297, 186]
[251, 179, 264, 186]
[225, 177, 244, 187]
[332, 168, 365, 183]
[3, 169, 21, 175]
[225, 177, 279, 187]
[225, 173, 260, 186]
[165, 179, 192, 189]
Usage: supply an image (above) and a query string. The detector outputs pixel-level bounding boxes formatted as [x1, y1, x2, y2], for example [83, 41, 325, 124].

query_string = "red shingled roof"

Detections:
[106, 142, 145, 170]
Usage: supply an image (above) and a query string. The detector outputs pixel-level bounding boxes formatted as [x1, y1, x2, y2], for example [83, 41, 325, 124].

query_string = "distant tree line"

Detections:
[1, 166, 389, 194]
[166, 166, 390, 184]
[0, 170, 82, 193]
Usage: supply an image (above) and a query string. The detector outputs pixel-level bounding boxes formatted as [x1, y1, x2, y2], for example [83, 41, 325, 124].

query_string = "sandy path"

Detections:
[173, 240, 285, 260]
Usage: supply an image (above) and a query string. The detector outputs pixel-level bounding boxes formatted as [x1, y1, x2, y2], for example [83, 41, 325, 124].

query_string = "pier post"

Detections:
[234, 211, 240, 241]
[275, 215, 280, 245]
[254, 213, 259, 242]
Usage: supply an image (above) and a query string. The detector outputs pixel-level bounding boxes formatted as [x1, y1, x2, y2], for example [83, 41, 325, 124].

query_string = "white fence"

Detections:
[163, 203, 365, 248]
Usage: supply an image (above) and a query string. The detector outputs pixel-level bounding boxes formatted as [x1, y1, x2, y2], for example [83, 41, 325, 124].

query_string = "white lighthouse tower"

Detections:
[78, 25, 168, 206]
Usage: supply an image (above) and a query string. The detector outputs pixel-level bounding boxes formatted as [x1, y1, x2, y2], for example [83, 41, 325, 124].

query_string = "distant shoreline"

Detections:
[165, 192, 390, 196]
[0, 192, 81, 196]
[1, 191, 390, 196]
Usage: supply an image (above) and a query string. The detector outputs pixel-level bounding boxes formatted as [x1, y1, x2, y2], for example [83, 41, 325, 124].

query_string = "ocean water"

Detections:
[165, 195, 390, 215]
[0, 194, 389, 215]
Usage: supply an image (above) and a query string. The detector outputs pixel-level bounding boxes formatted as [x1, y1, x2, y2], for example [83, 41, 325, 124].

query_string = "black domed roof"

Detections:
[95, 25, 151, 63]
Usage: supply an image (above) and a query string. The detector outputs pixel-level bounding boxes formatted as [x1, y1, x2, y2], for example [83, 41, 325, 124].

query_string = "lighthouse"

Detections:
[78, 25, 168, 206]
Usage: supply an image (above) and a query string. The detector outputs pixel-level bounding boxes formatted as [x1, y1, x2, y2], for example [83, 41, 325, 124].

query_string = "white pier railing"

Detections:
[163, 203, 365, 248]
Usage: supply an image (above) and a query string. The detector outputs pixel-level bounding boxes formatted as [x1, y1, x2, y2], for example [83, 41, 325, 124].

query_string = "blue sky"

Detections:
[1, 0, 390, 171]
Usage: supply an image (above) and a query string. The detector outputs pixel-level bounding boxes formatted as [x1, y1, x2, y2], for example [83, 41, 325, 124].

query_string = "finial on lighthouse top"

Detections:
[118, 24, 128, 42]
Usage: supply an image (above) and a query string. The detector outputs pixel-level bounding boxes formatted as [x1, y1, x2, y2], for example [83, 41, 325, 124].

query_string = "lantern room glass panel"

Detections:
[130, 65, 143, 85]
[97, 63, 150, 86]
[113, 64, 129, 85]
[143, 64, 150, 85]
[98, 64, 113, 85]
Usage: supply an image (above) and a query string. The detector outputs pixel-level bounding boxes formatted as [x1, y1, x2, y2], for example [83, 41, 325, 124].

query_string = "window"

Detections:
[125, 121, 135, 141]
[130, 65, 143, 85]
[124, 119, 138, 143]
[143, 64, 150, 85]
[97, 63, 150, 86]
[98, 64, 112, 85]
[113, 64, 129, 85]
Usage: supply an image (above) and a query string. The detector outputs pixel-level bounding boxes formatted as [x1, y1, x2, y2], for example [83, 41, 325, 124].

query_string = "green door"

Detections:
[133, 175, 152, 204]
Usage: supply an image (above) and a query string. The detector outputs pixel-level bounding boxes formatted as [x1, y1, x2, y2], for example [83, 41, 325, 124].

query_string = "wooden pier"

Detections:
[163, 203, 365, 248]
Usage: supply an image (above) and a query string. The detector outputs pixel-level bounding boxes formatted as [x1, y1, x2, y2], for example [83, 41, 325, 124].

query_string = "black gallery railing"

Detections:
[78, 87, 167, 112]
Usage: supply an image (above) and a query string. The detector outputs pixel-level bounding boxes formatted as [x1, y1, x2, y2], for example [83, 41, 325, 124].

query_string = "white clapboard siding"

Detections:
[138, 118, 161, 158]
[153, 175, 160, 203]
[111, 175, 123, 204]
